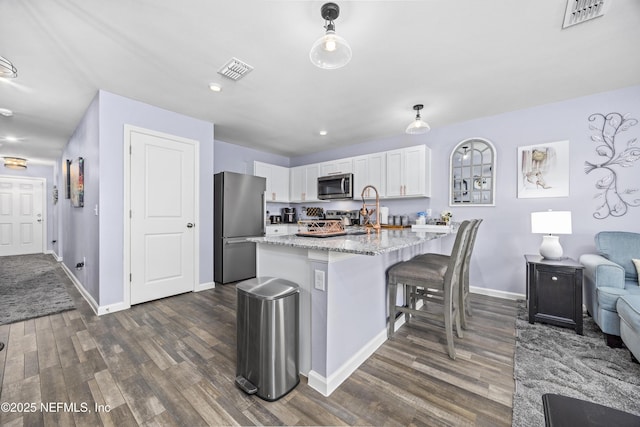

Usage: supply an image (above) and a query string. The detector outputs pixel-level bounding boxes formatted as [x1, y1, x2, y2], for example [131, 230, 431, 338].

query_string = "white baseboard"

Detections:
[59, 261, 130, 316]
[46, 250, 62, 262]
[470, 286, 525, 301]
[96, 301, 130, 316]
[59, 261, 99, 316]
[195, 281, 216, 292]
[307, 324, 394, 397]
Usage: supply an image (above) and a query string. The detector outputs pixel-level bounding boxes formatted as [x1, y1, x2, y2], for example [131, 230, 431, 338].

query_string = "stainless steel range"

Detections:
[324, 209, 360, 225]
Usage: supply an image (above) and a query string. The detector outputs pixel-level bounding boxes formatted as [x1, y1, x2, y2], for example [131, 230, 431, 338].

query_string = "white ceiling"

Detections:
[1, 0, 639, 164]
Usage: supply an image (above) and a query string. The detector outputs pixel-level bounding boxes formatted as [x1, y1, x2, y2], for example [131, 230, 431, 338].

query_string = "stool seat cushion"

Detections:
[388, 259, 447, 284]
[413, 253, 449, 264]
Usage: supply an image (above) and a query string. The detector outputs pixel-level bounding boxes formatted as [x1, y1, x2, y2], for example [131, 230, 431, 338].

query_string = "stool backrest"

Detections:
[444, 220, 472, 286]
[462, 219, 482, 276]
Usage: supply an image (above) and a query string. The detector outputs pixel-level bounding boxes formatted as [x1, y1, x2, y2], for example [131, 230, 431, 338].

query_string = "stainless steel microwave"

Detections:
[317, 173, 354, 200]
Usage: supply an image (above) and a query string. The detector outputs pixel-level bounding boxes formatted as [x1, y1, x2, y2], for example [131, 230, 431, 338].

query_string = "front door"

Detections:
[129, 128, 197, 305]
[0, 176, 44, 256]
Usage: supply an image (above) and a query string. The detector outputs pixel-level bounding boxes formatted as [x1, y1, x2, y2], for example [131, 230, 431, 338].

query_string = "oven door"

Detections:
[317, 173, 353, 200]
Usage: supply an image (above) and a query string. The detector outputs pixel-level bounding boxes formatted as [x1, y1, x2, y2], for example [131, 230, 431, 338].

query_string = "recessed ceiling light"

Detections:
[319, 130, 328, 136]
[0, 108, 13, 117]
[208, 83, 222, 92]
[2, 136, 19, 142]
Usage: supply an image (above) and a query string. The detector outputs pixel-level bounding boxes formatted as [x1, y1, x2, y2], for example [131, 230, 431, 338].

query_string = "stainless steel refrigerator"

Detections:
[214, 171, 266, 284]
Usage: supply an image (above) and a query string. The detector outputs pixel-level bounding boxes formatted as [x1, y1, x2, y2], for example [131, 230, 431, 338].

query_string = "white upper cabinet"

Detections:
[353, 152, 386, 199]
[254, 161, 290, 202]
[290, 164, 320, 203]
[319, 158, 353, 177]
[256, 145, 430, 204]
[385, 145, 431, 198]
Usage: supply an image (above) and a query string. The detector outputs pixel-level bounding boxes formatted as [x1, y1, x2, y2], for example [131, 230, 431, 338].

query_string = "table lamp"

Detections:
[531, 211, 572, 260]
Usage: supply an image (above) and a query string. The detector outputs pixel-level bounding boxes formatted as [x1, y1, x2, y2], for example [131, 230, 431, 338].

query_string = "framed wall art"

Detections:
[70, 157, 84, 207]
[517, 140, 569, 198]
[65, 159, 71, 199]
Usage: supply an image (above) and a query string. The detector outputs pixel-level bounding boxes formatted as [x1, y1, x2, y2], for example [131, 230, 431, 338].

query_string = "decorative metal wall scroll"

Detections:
[585, 112, 639, 219]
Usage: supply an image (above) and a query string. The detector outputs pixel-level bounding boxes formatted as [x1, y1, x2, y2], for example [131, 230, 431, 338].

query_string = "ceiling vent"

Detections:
[217, 57, 254, 81]
[562, 0, 610, 29]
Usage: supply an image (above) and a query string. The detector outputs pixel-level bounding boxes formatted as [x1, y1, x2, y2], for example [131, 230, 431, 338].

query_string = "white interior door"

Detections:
[0, 177, 44, 256]
[129, 129, 197, 305]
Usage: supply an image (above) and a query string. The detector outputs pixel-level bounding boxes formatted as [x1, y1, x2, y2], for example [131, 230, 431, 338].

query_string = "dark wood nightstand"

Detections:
[525, 255, 584, 335]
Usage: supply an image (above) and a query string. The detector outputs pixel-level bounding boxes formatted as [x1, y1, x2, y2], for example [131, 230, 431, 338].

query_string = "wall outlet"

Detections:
[426, 208, 433, 217]
[314, 269, 325, 291]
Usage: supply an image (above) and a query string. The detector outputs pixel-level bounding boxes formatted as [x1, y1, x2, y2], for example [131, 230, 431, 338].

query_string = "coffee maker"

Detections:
[282, 207, 296, 223]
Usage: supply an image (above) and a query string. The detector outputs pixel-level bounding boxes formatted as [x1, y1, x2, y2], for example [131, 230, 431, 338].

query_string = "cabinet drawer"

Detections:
[535, 269, 576, 319]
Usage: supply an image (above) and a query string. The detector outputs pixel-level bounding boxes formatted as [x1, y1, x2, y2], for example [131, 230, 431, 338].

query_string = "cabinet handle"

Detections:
[272, 192, 276, 200]
[551, 276, 558, 281]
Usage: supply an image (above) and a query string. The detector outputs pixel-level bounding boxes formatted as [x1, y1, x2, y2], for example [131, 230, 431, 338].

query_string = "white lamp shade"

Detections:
[531, 211, 572, 235]
[405, 118, 431, 134]
[309, 30, 352, 69]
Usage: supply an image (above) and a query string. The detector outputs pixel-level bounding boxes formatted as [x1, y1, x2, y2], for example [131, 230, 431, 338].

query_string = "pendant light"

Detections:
[0, 56, 18, 78]
[405, 104, 431, 135]
[309, 3, 352, 70]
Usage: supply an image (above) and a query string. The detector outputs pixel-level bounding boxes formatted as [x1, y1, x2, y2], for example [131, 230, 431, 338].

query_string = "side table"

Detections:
[525, 255, 584, 335]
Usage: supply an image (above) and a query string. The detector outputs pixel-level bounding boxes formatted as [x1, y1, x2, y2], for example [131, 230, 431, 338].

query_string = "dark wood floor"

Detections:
[0, 266, 518, 426]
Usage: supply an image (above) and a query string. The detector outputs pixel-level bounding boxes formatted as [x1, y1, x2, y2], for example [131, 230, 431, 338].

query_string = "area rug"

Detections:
[512, 302, 640, 427]
[0, 253, 76, 325]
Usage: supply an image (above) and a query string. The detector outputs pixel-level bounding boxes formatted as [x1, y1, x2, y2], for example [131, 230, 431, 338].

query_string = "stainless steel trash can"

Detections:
[235, 277, 300, 401]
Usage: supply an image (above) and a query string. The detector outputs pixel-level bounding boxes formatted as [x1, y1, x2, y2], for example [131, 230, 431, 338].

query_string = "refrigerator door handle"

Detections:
[224, 237, 252, 245]
[262, 191, 266, 235]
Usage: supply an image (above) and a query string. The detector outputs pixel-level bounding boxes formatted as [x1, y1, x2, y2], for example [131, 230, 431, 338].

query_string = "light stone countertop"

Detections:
[248, 227, 453, 256]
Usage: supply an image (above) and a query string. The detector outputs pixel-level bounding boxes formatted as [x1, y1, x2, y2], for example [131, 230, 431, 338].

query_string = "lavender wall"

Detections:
[214, 139, 289, 173]
[60, 94, 100, 300]
[290, 85, 640, 296]
[98, 91, 215, 306]
[59, 90, 214, 307]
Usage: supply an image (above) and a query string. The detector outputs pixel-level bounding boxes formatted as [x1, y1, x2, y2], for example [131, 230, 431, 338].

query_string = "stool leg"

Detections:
[405, 285, 413, 323]
[388, 281, 398, 339]
[445, 287, 456, 360]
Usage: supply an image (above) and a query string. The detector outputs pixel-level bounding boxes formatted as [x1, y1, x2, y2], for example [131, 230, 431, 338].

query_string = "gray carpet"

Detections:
[512, 302, 640, 427]
[0, 253, 76, 325]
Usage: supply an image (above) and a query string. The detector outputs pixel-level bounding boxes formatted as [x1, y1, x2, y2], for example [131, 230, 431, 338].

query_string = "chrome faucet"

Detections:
[360, 185, 381, 233]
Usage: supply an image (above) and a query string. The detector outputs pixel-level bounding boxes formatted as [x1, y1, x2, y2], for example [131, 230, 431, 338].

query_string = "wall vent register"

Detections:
[562, 0, 610, 29]
[217, 57, 254, 81]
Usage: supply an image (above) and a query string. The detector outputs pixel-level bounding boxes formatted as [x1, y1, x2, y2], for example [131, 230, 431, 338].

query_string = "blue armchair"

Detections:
[579, 231, 640, 346]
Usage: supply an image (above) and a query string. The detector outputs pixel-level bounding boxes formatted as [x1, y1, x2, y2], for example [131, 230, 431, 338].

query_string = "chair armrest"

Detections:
[579, 254, 626, 289]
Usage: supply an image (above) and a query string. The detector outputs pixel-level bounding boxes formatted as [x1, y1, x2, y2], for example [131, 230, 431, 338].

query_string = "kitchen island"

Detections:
[248, 228, 455, 396]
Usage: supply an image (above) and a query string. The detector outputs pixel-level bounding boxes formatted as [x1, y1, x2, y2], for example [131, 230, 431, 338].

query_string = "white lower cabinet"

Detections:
[265, 224, 299, 236]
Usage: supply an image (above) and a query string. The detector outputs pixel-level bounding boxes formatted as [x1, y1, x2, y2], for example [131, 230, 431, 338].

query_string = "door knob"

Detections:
[187, 223, 195, 228]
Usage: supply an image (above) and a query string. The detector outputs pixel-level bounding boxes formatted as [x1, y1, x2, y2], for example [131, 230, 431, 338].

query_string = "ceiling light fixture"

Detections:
[3, 157, 27, 170]
[319, 130, 328, 136]
[208, 83, 222, 92]
[0, 108, 13, 117]
[405, 104, 431, 135]
[0, 56, 18, 78]
[309, 3, 352, 70]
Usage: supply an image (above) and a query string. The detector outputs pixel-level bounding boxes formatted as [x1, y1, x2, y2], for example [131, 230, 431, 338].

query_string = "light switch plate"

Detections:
[314, 269, 325, 291]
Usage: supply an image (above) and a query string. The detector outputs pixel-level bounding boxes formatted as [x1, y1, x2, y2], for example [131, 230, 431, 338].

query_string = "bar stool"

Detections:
[413, 219, 482, 329]
[387, 220, 472, 359]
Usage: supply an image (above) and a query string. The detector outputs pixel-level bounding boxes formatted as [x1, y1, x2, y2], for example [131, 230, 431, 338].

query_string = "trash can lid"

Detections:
[236, 277, 299, 300]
